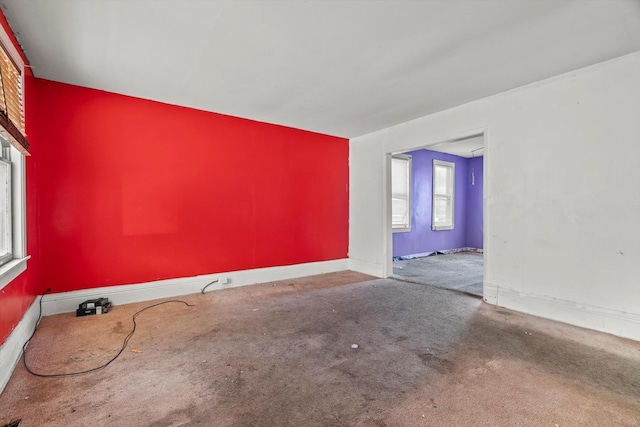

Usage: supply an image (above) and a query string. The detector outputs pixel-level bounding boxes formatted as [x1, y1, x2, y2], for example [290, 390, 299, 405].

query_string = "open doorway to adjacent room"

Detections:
[390, 134, 484, 297]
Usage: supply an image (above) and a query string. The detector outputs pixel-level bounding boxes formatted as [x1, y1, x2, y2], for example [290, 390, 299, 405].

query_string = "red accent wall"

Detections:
[0, 274, 36, 344]
[0, 77, 348, 343]
[30, 79, 348, 293]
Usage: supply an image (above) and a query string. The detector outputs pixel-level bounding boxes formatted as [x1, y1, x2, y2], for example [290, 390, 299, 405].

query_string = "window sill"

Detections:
[0, 256, 30, 292]
[393, 227, 412, 233]
[432, 225, 454, 231]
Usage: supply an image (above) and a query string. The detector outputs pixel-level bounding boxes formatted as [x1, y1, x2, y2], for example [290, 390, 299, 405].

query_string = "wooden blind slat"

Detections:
[0, 39, 28, 154]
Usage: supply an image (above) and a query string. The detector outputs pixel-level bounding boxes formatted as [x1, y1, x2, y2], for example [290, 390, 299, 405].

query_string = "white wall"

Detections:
[349, 52, 640, 340]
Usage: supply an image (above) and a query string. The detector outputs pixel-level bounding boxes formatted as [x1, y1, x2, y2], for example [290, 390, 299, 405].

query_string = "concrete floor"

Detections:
[1, 271, 639, 426]
[393, 252, 483, 296]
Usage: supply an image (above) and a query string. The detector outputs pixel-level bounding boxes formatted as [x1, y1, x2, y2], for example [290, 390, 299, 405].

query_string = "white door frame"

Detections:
[382, 127, 490, 300]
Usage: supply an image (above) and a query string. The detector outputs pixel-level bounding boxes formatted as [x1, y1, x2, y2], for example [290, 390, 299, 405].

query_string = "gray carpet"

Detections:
[392, 251, 483, 296]
[4, 271, 640, 426]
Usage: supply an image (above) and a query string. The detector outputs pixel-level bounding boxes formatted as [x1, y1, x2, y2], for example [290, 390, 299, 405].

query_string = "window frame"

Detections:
[432, 159, 455, 231]
[391, 154, 412, 233]
[0, 25, 28, 291]
[0, 139, 27, 291]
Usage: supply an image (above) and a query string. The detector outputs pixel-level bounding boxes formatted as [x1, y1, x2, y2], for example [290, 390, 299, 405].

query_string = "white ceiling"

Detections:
[3, 0, 640, 138]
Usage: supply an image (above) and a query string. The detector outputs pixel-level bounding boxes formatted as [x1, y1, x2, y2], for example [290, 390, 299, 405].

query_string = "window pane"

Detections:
[392, 158, 408, 196]
[434, 196, 451, 223]
[433, 160, 454, 230]
[392, 156, 411, 229]
[434, 165, 448, 194]
[0, 160, 10, 258]
[392, 197, 408, 227]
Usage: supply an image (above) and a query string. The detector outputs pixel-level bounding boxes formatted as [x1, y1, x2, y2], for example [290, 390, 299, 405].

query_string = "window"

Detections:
[391, 154, 411, 231]
[432, 159, 454, 230]
[0, 27, 29, 289]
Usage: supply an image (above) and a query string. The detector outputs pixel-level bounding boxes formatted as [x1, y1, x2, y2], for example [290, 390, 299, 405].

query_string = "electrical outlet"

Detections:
[219, 277, 229, 285]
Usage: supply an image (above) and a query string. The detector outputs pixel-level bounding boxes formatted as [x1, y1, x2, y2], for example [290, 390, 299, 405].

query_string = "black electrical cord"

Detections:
[201, 279, 218, 294]
[22, 296, 194, 378]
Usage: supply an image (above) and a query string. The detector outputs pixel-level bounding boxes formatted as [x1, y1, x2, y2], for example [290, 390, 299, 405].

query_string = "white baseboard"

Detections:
[348, 258, 384, 277]
[42, 258, 349, 316]
[487, 284, 640, 342]
[0, 297, 40, 395]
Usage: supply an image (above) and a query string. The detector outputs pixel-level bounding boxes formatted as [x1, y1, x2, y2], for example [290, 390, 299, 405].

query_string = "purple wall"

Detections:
[465, 156, 483, 249]
[392, 150, 483, 257]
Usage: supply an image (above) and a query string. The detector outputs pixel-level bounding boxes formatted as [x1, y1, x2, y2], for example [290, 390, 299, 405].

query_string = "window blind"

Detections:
[0, 40, 29, 154]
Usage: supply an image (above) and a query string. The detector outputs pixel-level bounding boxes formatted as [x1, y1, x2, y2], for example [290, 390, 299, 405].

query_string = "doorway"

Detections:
[389, 134, 484, 297]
